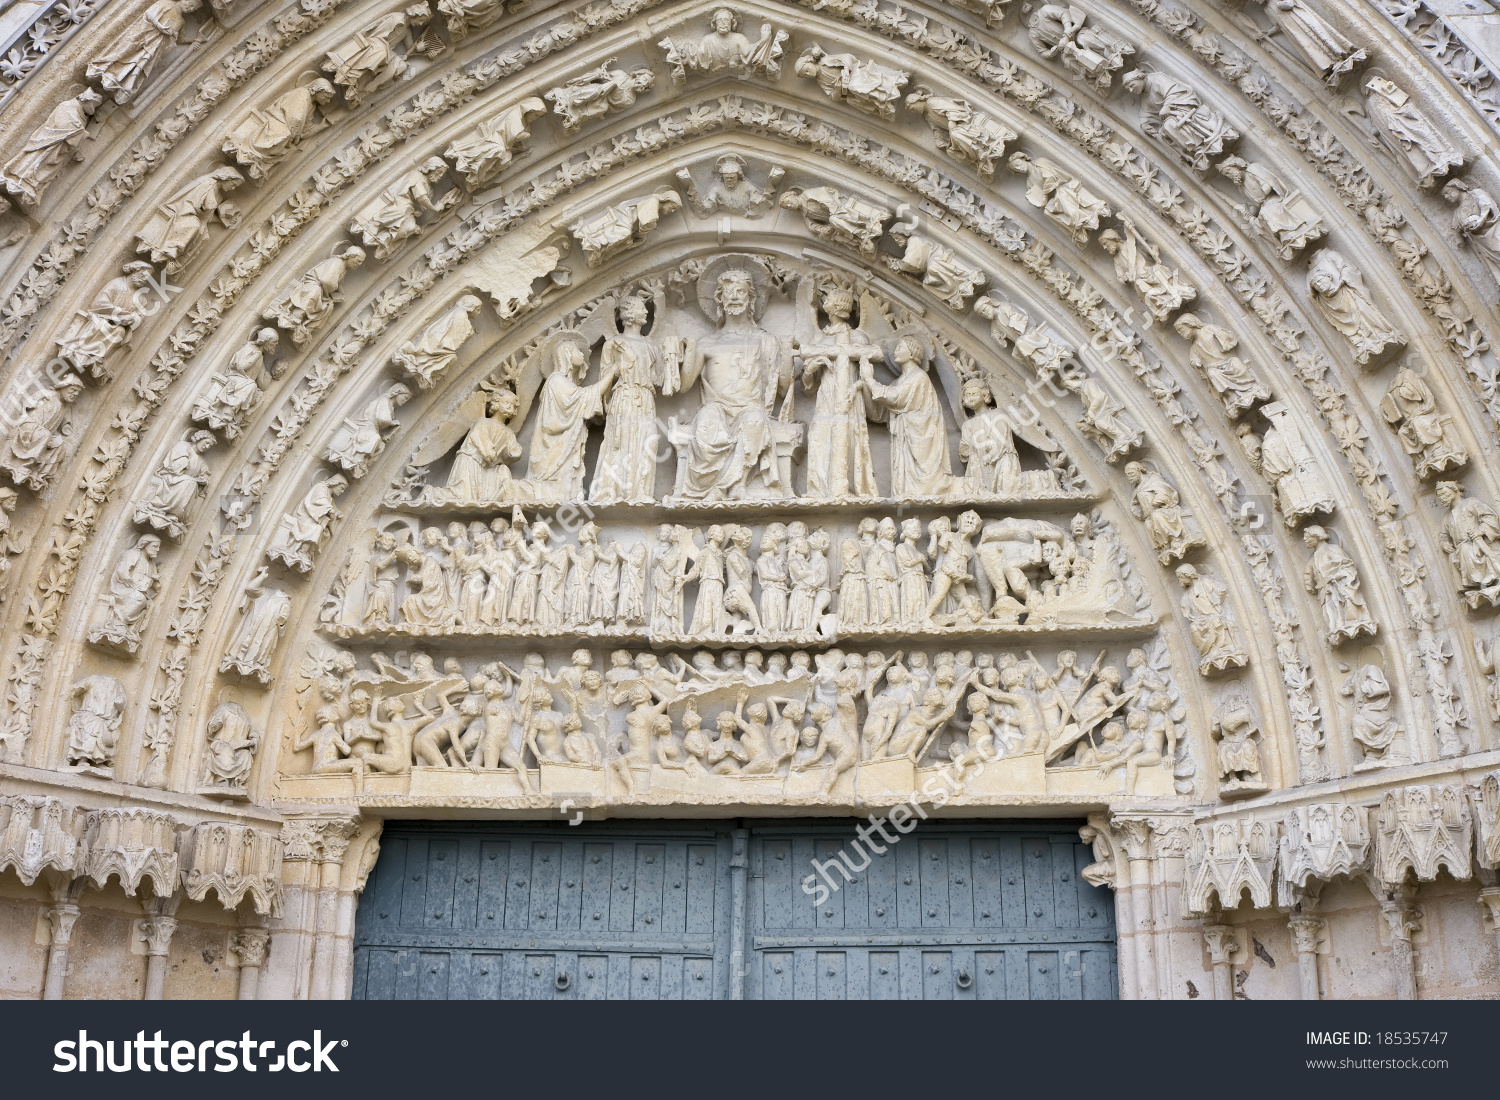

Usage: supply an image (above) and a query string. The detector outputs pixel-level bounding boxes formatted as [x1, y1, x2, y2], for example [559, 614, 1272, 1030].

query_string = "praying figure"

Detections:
[86, 0, 200, 104]
[526, 335, 616, 498]
[262, 246, 367, 347]
[859, 336, 956, 497]
[439, 386, 522, 504]
[0, 89, 104, 208]
[133, 167, 244, 274]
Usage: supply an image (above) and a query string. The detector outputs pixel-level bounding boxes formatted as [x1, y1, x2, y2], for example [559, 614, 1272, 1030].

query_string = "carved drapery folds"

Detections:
[180, 822, 283, 915]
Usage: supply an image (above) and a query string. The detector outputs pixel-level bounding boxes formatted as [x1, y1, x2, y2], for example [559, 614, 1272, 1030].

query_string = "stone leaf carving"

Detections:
[180, 822, 283, 916]
[1379, 365, 1467, 479]
[0, 795, 86, 886]
[545, 59, 655, 134]
[1301, 525, 1377, 645]
[133, 167, 244, 275]
[0, 89, 104, 208]
[1007, 151, 1109, 244]
[322, 5, 429, 107]
[219, 567, 291, 685]
[393, 295, 482, 391]
[658, 10, 788, 83]
[132, 431, 216, 539]
[199, 701, 262, 798]
[267, 474, 348, 572]
[88, 533, 163, 654]
[192, 329, 280, 441]
[1280, 803, 1370, 893]
[86, 0, 198, 104]
[1307, 249, 1405, 367]
[570, 189, 682, 268]
[53, 262, 157, 382]
[779, 186, 890, 256]
[325, 383, 413, 478]
[1175, 564, 1248, 677]
[1363, 77, 1464, 191]
[1121, 69, 1240, 173]
[1184, 819, 1276, 915]
[1436, 479, 1500, 609]
[221, 78, 335, 180]
[1374, 784, 1472, 886]
[1211, 695, 1266, 798]
[0, 369, 83, 493]
[349, 158, 457, 261]
[795, 44, 909, 118]
[65, 673, 127, 776]
[677, 155, 783, 217]
[82, 808, 179, 897]
[1027, 4, 1136, 90]
[1126, 461, 1203, 567]
[1217, 157, 1326, 261]
[1171, 313, 1271, 419]
[262, 246, 366, 348]
[905, 89, 1017, 179]
[445, 98, 547, 189]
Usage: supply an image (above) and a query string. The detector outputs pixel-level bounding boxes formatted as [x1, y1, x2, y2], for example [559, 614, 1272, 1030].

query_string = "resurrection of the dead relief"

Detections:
[0, 0, 1499, 1001]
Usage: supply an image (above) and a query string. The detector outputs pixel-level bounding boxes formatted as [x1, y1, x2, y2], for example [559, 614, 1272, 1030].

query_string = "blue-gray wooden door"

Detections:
[748, 822, 1117, 1000]
[353, 822, 732, 999]
[353, 820, 1114, 1000]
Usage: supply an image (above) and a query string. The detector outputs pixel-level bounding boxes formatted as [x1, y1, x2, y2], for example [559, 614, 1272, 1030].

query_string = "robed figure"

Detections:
[590, 293, 676, 503]
[801, 286, 879, 499]
[526, 336, 616, 497]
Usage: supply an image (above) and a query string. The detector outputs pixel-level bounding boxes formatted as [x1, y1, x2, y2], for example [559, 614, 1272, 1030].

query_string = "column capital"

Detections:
[139, 916, 178, 957]
[1287, 913, 1327, 955]
[1201, 923, 1239, 966]
[231, 927, 271, 969]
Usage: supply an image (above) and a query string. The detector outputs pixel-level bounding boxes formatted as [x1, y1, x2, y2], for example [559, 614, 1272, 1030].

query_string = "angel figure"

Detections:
[427, 384, 522, 504]
[133, 167, 244, 274]
[445, 98, 547, 188]
[262, 245, 366, 347]
[590, 288, 677, 503]
[676, 154, 784, 217]
[858, 336, 957, 498]
[393, 295, 482, 389]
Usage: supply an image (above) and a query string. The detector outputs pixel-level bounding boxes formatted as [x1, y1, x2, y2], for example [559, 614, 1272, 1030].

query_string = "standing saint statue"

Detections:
[1362, 77, 1463, 191]
[590, 292, 675, 503]
[86, 0, 200, 104]
[393, 295, 482, 389]
[1301, 525, 1378, 645]
[859, 335, 956, 497]
[801, 286, 879, 500]
[1437, 480, 1500, 609]
[526, 334, 616, 498]
[220, 567, 292, 684]
[1251, 0, 1366, 86]
[1, 90, 104, 208]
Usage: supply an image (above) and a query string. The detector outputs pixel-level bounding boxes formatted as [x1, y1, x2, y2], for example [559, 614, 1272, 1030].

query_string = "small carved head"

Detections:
[1172, 312, 1203, 340]
[630, 68, 657, 91]
[715, 153, 746, 182]
[1302, 524, 1329, 548]
[1174, 563, 1199, 587]
[961, 376, 992, 411]
[342, 245, 368, 269]
[1124, 460, 1145, 482]
[901, 517, 921, 541]
[1121, 69, 1145, 93]
[821, 285, 854, 319]
[1435, 480, 1463, 506]
[421, 156, 448, 179]
[1098, 228, 1122, 254]
[894, 335, 926, 368]
[190, 429, 217, 452]
[713, 269, 754, 322]
[711, 7, 737, 32]
[389, 382, 413, 406]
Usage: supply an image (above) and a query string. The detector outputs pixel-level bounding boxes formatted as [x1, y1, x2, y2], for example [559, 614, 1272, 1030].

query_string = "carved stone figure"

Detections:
[88, 534, 162, 653]
[658, 10, 788, 82]
[322, 6, 426, 106]
[1436, 479, 1500, 609]
[1442, 179, 1500, 297]
[957, 376, 1061, 496]
[669, 263, 793, 501]
[0, 89, 104, 208]
[1176, 564, 1249, 676]
[1252, 0, 1366, 85]
[393, 295, 481, 390]
[1099, 220, 1196, 322]
[440, 386, 521, 503]
[86, 0, 199, 104]
[0, 371, 83, 492]
[192, 328, 279, 440]
[800, 285, 879, 499]
[1121, 69, 1239, 172]
[437, 0, 504, 40]
[1027, 4, 1135, 90]
[267, 475, 348, 573]
[1127, 462, 1204, 566]
[795, 44, 908, 117]
[1379, 365, 1467, 479]
[1243, 402, 1336, 526]
[1211, 695, 1266, 796]
[1307, 249, 1405, 367]
[1216, 157, 1326, 260]
[545, 60, 656, 133]
[1363, 77, 1464, 190]
[349, 158, 457, 261]
[676, 155, 783, 217]
[886, 216, 988, 310]
[324, 383, 412, 478]
[570, 189, 681, 267]
[220, 567, 292, 684]
[222, 79, 335, 180]
[1064, 372, 1141, 465]
[53, 262, 156, 381]
[133, 167, 244, 274]
[1342, 664, 1400, 762]
[445, 98, 547, 188]
[904, 89, 1017, 179]
[1008, 151, 1110, 244]
[199, 702, 261, 797]
[1172, 313, 1271, 418]
[1301, 526, 1377, 645]
[778, 186, 890, 256]
[132, 430, 215, 538]
[65, 674, 127, 775]
[527, 334, 614, 498]
[591, 293, 673, 503]
[262, 246, 366, 347]
[859, 335, 956, 497]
